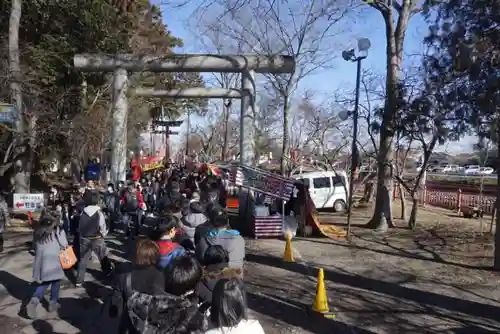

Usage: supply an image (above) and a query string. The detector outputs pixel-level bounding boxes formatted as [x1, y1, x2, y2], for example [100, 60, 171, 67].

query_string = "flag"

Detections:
[230, 167, 244, 186]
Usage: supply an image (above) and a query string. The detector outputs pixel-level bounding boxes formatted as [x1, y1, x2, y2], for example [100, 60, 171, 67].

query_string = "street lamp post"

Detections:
[342, 38, 371, 239]
[185, 107, 191, 157]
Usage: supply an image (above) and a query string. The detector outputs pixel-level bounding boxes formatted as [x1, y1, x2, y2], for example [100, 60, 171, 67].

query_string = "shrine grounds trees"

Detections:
[1, 0, 203, 189]
[195, 0, 352, 174]
[423, 0, 500, 269]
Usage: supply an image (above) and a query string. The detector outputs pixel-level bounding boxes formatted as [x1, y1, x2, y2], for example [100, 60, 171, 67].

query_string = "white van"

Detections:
[291, 170, 348, 212]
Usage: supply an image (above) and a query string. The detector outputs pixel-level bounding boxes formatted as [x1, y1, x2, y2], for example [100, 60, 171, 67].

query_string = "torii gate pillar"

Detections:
[111, 69, 128, 183]
[74, 54, 295, 183]
[241, 70, 256, 165]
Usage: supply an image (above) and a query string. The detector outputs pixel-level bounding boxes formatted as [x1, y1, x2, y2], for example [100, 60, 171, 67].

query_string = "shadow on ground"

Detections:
[247, 291, 376, 334]
[295, 233, 494, 271]
[32, 319, 66, 334]
[245, 252, 500, 333]
[0, 270, 36, 305]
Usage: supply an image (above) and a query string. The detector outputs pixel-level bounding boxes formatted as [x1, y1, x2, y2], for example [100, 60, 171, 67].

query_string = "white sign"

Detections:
[13, 193, 44, 212]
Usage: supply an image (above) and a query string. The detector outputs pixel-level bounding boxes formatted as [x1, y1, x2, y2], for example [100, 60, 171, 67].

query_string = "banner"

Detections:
[140, 155, 165, 172]
[230, 163, 296, 200]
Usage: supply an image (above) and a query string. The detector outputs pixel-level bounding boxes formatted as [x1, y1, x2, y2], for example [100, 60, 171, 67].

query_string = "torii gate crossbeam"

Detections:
[73, 54, 295, 183]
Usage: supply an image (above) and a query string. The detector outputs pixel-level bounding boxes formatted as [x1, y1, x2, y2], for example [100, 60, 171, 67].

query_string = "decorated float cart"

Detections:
[208, 162, 347, 239]
[231, 164, 297, 238]
[203, 163, 295, 238]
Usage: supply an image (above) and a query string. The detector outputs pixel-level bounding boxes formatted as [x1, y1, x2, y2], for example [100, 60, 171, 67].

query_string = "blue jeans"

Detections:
[33, 280, 61, 302]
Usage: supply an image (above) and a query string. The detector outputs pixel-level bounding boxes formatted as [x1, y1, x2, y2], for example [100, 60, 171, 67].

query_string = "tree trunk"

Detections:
[494, 162, 500, 269]
[398, 181, 406, 220]
[9, 0, 22, 134]
[9, 0, 28, 192]
[367, 134, 395, 231]
[27, 112, 38, 190]
[280, 96, 290, 176]
[362, 182, 374, 203]
[367, 5, 410, 231]
[408, 195, 418, 230]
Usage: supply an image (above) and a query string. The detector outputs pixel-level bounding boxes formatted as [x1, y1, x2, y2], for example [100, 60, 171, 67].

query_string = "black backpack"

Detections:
[103, 273, 132, 319]
[125, 191, 139, 211]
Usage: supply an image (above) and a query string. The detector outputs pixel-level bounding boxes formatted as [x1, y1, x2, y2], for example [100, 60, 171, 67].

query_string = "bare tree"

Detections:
[364, 0, 425, 231]
[193, 27, 243, 161]
[392, 80, 455, 230]
[338, 65, 446, 228]
[8, 0, 29, 192]
[288, 95, 350, 172]
[254, 89, 282, 161]
[197, 0, 353, 174]
[191, 103, 239, 160]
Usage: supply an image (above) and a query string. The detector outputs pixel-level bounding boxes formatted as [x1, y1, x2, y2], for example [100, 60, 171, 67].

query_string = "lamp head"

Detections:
[357, 38, 371, 52]
[338, 110, 349, 121]
[342, 49, 355, 62]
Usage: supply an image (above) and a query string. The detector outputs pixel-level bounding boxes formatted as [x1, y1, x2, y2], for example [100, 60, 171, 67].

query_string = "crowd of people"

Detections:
[24, 165, 265, 333]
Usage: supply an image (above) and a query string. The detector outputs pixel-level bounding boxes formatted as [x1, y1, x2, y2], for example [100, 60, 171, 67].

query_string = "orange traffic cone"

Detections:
[312, 268, 329, 313]
[283, 233, 294, 262]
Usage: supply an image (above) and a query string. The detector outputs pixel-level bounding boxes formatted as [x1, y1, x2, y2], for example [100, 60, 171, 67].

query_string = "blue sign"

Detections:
[0, 104, 16, 124]
[86, 163, 101, 181]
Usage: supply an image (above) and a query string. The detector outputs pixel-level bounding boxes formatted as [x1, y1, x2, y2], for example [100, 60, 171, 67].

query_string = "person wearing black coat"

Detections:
[104, 183, 120, 233]
[196, 245, 242, 304]
[115, 238, 166, 333]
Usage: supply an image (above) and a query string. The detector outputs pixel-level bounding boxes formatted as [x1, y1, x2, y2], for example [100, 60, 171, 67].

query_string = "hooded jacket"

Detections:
[196, 264, 243, 304]
[181, 201, 208, 243]
[195, 229, 245, 268]
[127, 291, 208, 334]
[78, 205, 107, 238]
[157, 238, 185, 269]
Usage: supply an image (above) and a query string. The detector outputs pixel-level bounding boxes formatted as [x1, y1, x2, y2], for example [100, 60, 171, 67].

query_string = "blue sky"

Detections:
[154, 1, 476, 154]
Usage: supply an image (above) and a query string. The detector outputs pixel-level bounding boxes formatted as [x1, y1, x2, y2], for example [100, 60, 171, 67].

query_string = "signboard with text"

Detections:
[13, 193, 44, 212]
[0, 103, 16, 124]
[230, 164, 296, 200]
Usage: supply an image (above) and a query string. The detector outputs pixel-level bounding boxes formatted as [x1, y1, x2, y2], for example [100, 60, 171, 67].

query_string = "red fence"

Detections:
[394, 186, 496, 215]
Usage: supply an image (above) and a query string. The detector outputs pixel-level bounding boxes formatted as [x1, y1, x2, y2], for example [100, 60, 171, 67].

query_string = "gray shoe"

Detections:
[26, 297, 40, 319]
[48, 300, 60, 313]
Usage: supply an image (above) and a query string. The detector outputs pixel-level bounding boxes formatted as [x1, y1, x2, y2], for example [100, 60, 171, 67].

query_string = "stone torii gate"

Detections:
[73, 54, 295, 184]
[135, 86, 250, 164]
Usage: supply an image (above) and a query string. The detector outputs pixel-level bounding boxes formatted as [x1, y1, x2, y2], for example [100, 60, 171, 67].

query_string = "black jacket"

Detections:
[104, 192, 120, 214]
[196, 264, 243, 304]
[116, 265, 166, 334]
[127, 292, 207, 333]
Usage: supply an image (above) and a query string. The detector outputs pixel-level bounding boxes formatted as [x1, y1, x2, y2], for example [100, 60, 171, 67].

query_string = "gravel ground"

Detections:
[244, 203, 500, 333]
[1, 203, 500, 333]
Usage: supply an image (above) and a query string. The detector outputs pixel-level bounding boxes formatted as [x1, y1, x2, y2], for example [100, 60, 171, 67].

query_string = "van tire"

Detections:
[333, 200, 346, 212]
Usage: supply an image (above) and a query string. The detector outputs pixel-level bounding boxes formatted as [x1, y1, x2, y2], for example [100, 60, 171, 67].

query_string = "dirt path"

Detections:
[244, 204, 500, 333]
[2, 202, 500, 333]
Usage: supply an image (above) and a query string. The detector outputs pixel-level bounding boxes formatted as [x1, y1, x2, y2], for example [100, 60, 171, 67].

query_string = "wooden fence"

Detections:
[394, 186, 496, 215]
